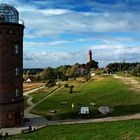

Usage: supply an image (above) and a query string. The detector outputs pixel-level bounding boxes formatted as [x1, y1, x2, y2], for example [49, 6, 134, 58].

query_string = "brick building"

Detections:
[0, 4, 24, 127]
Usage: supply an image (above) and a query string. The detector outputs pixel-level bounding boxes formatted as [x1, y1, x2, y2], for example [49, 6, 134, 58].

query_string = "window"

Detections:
[9, 29, 13, 34]
[15, 89, 20, 97]
[8, 114, 12, 119]
[15, 44, 19, 54]
[15, 67, 19, 76]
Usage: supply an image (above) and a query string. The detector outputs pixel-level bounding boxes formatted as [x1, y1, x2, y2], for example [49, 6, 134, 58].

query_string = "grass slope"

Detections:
[30, 86, 58, 103]
[31, 76, 140, 120]
[24, 96, 29, 109]
[9, 120, 140, 140]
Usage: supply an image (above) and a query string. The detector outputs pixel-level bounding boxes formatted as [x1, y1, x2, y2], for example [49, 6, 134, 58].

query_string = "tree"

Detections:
[86, 60, 98, 70]
[65, 63, 80, 78]
[34, 73, 41, 81]
[40, 67, 56, 81]
[55, 65, 70, 81]
[132, 66, 140, 76]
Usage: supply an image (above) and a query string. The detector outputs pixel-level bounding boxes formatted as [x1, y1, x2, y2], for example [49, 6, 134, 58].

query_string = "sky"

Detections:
[0, 0, 140, 68]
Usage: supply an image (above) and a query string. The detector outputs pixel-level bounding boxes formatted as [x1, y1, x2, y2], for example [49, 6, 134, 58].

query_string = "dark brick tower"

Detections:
[0, 4, 24, 127]
[88, 50, 92, 63]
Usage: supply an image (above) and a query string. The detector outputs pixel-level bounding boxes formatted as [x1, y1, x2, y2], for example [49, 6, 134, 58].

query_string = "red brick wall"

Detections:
[0, 23, 24, 127]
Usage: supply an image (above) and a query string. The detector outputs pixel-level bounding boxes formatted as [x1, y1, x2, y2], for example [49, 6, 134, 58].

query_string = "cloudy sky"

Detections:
[1, 0, 140, 68]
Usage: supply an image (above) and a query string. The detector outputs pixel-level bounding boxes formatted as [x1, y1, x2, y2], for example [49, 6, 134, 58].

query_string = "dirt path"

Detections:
[24, 86, 60, 127]
[113, 74, 140, 92]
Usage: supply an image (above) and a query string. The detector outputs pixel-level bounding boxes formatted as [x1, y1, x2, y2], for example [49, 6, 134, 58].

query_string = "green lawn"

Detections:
[8, 120, 140, 140]
[31, 76, 140, 120]
[24, 96, 29, 109]
[30, 88, 49, 103]
[30, 86, 58, 104]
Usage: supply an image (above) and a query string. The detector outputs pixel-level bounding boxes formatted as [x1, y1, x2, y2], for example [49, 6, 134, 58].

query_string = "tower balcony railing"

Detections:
[0, 17, 24, 25]
[19, 19, 24, 25]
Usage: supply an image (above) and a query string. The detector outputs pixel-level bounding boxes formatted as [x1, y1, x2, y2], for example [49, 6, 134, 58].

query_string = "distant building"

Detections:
[26, 78, 32, 82]
[0, 4, 24, 127]
[86, 50, 98, 70]
[88, 50, 92, 63]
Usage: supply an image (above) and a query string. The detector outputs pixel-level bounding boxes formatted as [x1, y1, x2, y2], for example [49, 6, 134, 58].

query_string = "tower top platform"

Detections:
[0, 3, 19, 23]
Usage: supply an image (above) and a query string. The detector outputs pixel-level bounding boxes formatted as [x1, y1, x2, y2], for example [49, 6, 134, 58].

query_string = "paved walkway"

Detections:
[0, 86, 59, 136]
[48, 113, 140, 125]
[24, 86, 60, 127]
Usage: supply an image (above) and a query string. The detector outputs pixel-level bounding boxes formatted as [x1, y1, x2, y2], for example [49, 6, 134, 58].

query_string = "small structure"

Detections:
[26, 78, 32, 82]
[98, 106, 113, 115]
[72, 103, 74, 110]
[91, 73, 96, 77]
[80, 107, 89, 115]
[90, 102, 96, 106]
[60, 101, 68, 105]
[49, 110, 56, 113]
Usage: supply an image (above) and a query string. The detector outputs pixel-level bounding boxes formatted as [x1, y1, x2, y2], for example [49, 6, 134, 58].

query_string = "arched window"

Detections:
[15, 44, 19, 54]
[7, 114, 12, 119]
[15, 67, 19, 76]
[15, 89, 20, 97]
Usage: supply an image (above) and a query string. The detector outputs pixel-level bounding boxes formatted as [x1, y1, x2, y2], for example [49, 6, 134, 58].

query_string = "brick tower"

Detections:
[0, 4, 24, 127]
[88, 50, 92, 63]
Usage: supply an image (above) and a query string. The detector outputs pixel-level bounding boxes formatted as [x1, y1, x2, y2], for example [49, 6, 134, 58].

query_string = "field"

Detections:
[8, 120, 140, 140]
[30, 75, 140, 120]
[23, 82, 45, 92]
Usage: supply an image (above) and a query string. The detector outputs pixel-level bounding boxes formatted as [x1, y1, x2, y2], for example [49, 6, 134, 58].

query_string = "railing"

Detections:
[19, 19, 24, 25]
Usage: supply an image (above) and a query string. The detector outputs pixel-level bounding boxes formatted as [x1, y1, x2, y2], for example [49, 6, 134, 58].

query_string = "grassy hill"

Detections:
[30, 75, 140, 120]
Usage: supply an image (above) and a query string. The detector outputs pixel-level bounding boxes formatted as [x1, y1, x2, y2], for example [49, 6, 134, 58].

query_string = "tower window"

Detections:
[15, 89, 20, 97]
[15, 44, 19, 54]
[15, 67, 19, 76]
[7, 114, 12, 119]
[9, 29, 13, 34]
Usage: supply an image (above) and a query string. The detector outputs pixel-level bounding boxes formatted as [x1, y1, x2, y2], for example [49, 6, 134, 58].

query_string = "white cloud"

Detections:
[24, 40, 69, 48]
[89, 44, 140, 65]
[23, 50, 87, 68]
[40, 9, 70, 16]
[11, 2, 139, 38]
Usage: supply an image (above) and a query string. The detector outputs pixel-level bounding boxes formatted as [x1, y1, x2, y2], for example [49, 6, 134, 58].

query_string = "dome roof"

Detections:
[0, 3, 19, 23]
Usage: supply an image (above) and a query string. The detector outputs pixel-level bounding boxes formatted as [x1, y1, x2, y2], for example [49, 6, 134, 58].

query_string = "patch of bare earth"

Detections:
[23, 82, 45, 92]
[113, 75, 140, 92]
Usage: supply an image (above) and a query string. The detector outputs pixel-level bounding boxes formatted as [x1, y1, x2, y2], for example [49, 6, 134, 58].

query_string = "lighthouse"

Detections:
[0, 4, 24, 127]
[88, 50, 92, 63]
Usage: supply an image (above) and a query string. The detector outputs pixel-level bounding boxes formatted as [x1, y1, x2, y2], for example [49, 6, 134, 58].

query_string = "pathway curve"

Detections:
[0, 85, 59, 136]
[24, 86, 60, 127]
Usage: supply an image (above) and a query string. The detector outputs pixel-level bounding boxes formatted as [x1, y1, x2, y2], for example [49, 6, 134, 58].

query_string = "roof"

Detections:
[0, 3, 19, 23]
